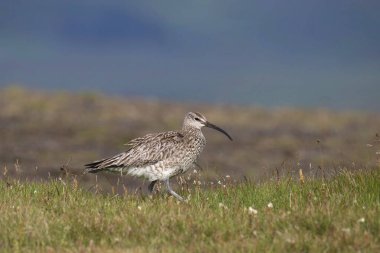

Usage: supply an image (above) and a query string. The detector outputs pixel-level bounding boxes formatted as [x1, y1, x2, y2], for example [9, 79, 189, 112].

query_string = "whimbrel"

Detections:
[84, 112, 232, 201]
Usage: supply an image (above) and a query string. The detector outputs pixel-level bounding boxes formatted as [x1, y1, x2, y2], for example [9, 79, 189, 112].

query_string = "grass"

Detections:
[1, 86, 379, 252]
[1, 169, 379, 252]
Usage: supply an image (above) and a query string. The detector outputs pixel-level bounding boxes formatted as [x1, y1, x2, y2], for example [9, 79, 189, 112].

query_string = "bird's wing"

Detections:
[85, 131, 184, 171]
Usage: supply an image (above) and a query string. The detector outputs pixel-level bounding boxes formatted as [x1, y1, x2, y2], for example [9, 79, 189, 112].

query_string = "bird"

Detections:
[84, 112, 232, 201]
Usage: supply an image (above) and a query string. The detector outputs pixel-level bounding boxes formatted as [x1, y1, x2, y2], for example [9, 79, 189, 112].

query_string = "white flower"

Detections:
[218, 203, 228, 210]
[248, 207, 258, 215]
[358, 217, 365, 223]
[137, 206, 142, 211]
[267, 202, 274, 208]
[33, 190, 37, 194]
[286, 238, 295, 244]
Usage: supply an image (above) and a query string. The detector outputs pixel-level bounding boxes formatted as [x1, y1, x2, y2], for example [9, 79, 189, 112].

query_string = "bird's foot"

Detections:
[168, 189, 184, 202]
[165, 179, 185, 202]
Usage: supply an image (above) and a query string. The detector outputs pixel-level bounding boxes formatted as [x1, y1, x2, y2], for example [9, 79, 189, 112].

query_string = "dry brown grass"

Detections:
[0, 86, 379, 191]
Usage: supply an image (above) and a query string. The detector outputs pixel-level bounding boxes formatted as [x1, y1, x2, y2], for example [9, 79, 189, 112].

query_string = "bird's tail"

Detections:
[84, 159, 108, 174]
[84, 152, 127, 174]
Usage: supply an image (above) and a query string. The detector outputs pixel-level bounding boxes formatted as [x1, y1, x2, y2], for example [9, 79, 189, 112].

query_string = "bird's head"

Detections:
[183, 112, 233, 141]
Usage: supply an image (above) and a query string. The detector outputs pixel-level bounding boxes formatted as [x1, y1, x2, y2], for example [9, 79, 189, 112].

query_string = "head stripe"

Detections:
[194, 112, 204, 118]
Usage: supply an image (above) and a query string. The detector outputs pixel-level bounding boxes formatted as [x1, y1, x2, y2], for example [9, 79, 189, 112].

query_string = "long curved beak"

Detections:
[205, 122, 233, 141]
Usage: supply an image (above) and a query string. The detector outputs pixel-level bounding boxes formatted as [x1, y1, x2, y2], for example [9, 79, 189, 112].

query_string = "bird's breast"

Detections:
[186, 135, 206, 154]
[174, 136, 205, 169]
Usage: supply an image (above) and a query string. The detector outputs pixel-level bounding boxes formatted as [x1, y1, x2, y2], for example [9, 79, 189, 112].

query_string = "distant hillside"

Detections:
[0, 86, 379, 191]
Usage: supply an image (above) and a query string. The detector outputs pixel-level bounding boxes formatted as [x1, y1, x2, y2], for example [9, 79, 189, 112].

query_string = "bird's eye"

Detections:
[195, 117, 200, 121]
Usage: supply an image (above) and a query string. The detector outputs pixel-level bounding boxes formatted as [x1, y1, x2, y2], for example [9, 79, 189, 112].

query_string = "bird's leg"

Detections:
[193, 161, 203, 171]
[164, 179, 184, 201]
[148, 180, 157, 193]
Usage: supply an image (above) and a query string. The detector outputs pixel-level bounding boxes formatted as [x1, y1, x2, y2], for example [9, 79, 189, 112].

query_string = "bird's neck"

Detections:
[182, 125, 204, 138]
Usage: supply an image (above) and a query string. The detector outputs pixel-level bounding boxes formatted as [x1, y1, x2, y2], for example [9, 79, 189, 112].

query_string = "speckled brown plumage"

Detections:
[84, 112, 232, 201]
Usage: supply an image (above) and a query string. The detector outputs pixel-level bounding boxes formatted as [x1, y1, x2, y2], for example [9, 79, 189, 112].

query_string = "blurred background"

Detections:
[2, 0, 380, 109]
[1, 1, 379, 191]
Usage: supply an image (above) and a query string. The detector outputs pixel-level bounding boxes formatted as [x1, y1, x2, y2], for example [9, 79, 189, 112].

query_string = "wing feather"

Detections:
[84, 131, 184, 173]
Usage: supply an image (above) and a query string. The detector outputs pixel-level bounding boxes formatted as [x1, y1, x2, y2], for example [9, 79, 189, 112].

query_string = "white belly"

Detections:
[127, 164, 184, 181]
[107, 152, 199, 181]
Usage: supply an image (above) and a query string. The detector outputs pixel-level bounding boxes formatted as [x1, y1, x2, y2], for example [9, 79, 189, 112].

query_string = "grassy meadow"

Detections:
[1, 169, 379, 252]
[1, 86, 380, 252]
